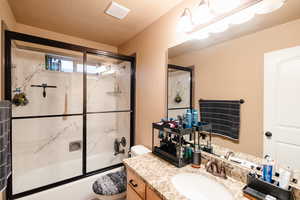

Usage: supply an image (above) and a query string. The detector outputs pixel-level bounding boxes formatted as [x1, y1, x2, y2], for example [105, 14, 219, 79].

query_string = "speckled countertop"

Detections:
[123, 153, 248, 200]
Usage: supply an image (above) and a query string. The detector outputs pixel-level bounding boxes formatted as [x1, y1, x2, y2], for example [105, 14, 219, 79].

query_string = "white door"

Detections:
[264, 46, 300, 171]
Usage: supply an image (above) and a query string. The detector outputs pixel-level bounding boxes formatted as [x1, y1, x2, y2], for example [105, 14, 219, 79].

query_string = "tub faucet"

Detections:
[205, 159, 227, 179]
[114, 137, 126, 156]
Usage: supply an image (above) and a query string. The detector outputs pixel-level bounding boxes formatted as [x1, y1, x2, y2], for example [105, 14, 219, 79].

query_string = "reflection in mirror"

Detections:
[167, 65, 193, 119]
[168, 16, 300, 178]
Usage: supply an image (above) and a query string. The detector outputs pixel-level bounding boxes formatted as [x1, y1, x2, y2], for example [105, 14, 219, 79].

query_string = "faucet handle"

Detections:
[219, 161, 227, 179]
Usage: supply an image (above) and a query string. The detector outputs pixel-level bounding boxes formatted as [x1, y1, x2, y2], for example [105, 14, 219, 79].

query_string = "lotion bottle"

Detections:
[279, 167, 292, 190]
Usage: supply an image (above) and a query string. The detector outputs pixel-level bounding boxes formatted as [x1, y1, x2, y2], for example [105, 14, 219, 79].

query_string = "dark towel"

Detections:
[0, 101, 11, 192]
[199, 99, 241, 140]
[93, 169, 127, 195]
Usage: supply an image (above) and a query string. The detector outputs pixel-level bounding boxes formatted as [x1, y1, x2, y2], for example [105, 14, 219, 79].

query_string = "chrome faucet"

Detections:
[205, 159, 227, 179]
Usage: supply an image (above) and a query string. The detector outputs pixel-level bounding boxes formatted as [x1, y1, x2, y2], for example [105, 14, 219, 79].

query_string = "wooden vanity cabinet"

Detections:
[126, 168, 162, 200]
[127, 185, 143, 200]
[146, 187, 162, 200]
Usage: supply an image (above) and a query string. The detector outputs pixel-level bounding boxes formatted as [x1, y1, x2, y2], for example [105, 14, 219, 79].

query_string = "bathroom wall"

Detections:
[11, 46, 131, 194]
[119, 0, 300, 157]
[15, 23, 117, 53]
[0, 0, 17, 103]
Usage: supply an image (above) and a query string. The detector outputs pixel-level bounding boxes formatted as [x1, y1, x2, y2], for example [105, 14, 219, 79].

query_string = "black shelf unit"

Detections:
[151, 122, 213, 168]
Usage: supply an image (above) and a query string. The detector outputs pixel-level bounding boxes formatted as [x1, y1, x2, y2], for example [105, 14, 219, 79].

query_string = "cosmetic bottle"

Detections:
[279, 167, 292, 190]
[192, 144, 201, 168]
[262, 155, 274, 183]
[192, 109, 199, 126]
[185, 109, 192, 128]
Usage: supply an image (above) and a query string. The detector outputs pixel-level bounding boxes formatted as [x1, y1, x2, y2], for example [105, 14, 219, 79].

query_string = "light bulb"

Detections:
[193, 1, 214, 25]
[255, 0, 285, 14]
[210, 0, 241, 14]
[177, 9, 194, 33]
[229, 6, 255, 24]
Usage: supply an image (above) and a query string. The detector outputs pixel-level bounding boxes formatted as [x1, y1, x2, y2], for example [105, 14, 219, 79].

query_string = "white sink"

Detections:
[171, 173, 234, 200]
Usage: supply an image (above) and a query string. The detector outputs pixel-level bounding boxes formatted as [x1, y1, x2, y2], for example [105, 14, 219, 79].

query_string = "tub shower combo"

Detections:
[5, 31, 135, 200]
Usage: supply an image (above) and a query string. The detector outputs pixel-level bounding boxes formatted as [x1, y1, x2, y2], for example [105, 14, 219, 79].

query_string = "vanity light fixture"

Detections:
[193, 0, 213, 25]
[177, 8, 194, 33]
[178, 0, 286, 40]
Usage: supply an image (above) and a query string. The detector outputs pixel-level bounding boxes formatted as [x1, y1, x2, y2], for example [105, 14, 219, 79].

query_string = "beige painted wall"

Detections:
[14, 23, 117, 53]
[1, 0, 17, 101]
[119, 0, 300, 156]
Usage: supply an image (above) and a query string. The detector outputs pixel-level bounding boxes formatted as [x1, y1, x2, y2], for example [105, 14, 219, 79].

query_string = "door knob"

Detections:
[265, 131, 272, 138]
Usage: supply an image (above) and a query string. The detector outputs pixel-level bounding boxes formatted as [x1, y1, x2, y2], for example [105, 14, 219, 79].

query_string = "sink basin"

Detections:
[171, 173, 234, 200]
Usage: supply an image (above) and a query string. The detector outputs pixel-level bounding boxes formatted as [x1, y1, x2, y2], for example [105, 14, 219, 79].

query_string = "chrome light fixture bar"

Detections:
[178, 0, 286, 39]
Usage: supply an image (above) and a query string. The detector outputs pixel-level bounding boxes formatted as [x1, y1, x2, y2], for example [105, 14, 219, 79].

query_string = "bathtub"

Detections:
[16, 153, 126, 200]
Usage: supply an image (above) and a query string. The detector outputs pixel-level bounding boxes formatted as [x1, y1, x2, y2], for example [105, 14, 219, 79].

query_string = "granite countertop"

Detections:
[123, 153, 248, 200]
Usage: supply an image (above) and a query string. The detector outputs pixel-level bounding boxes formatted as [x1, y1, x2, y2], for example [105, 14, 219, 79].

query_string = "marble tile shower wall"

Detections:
[12, 48, 83, 117]
[168, 70, 190, 119]
[11, 47, 131, 194]
[168, 70, 190, 109]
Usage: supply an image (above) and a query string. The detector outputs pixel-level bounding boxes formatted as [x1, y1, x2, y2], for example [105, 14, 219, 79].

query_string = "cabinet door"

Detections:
[127, 168, 146, 199]
[146, 186, 162, 200]
[127, 185, 143, 200]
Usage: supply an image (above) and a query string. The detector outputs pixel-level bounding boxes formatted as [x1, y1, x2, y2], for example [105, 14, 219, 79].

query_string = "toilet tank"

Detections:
[130, 145, 150, 157]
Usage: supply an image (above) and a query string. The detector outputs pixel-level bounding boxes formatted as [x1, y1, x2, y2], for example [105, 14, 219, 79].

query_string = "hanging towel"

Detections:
[199, 99, 241, 140]
[0, 101, 11, 192]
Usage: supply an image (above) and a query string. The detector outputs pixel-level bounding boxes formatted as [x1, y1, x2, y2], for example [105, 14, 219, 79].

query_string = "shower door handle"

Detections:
[129, 179, 138, 188]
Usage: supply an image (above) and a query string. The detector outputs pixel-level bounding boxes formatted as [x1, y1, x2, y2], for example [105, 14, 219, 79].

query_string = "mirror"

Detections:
[167, 17, 300, 176]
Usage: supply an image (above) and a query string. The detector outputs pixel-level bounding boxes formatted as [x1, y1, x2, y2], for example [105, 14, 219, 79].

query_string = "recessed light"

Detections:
[105, 1, 130, 20]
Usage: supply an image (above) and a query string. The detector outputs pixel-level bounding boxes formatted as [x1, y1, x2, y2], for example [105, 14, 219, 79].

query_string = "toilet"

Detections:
[130, 145, 151, 157]
[94, 145, 150, 200]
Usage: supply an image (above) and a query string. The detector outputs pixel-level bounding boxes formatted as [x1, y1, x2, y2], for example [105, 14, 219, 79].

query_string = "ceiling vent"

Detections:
[105, 1, 130, 20]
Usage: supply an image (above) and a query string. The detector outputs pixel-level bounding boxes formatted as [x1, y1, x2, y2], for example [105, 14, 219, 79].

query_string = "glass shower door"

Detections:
[6, 32, 135, 199]
[86, 53, 132, 172]
[10, 40, 84, 194]
[167, 65, 193, 119]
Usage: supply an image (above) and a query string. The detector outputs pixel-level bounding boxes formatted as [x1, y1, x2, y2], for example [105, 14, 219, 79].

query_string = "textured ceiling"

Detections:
[169, 0, 300, 58]
[8, 0, 184, 46]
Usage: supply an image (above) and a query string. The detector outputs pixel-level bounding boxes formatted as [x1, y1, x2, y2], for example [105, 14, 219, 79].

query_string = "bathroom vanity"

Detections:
[124, 148, 300, 200]
[124, 153, 247, 200]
